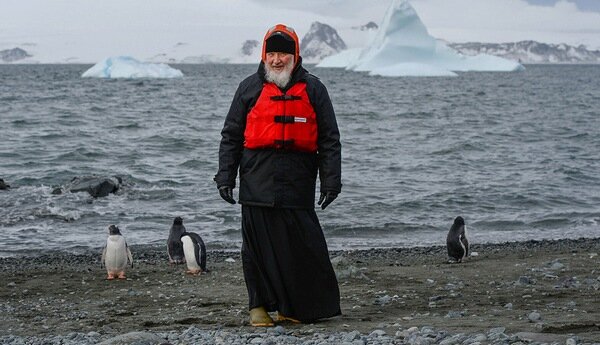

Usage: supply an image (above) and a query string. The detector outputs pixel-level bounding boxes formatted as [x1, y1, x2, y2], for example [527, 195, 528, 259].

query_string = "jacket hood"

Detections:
[262, 24, 300, 67]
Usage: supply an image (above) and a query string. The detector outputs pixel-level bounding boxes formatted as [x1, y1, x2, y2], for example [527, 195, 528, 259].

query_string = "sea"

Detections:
[1, 64, 599, 257]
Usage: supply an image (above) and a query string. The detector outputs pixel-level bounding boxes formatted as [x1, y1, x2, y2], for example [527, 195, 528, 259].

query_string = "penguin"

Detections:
[167, 217, 186, 264]
[101, 225, 133, 279]
[446, 216, 469, 263]
[181, 230, 207, 275]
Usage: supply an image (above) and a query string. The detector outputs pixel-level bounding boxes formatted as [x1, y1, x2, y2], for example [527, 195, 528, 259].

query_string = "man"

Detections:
[214, 24, 342, 326]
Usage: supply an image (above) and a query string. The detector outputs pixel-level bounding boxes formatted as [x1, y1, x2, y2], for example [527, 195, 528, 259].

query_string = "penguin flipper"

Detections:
[101, 246, 106, 268]
[126, 244, 134, 268]
[190, 232, 207, 272]
[460, 224, 469, 257]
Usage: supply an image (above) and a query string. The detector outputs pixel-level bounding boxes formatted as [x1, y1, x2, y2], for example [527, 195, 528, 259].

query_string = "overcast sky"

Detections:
[1, 0, 599, 62]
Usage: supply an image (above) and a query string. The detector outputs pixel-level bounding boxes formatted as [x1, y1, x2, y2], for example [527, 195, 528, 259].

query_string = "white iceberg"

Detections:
[82, 56, 183, 78]
[317, 0, 525, 77]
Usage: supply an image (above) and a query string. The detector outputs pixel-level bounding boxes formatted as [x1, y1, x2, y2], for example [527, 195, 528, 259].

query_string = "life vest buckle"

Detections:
[270, 95, 302, 101]
[274, 139, 295, 149]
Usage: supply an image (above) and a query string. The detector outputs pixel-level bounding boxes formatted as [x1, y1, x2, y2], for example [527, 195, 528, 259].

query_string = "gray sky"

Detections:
[1, 0, 599, 63]
[525, 0, 600, 12]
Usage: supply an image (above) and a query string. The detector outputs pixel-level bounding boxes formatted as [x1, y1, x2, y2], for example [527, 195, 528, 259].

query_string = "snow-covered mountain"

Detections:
[352, 21, 379, 31]
[241, 40, 260, 57]
[1, 48, 31, 62]
[449, 41, 600, 64]
[300, 22, 347, 63]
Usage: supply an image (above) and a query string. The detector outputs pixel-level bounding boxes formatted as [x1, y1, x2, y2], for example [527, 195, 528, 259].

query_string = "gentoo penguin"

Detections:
[101, 225, 133, 279]
[446, 216, 469, 263]
[181, 230, 207, 275]
[167, 217, 186, 264]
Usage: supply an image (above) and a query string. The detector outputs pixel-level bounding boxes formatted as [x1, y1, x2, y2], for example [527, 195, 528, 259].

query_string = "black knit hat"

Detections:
[265, 32, 296, 55]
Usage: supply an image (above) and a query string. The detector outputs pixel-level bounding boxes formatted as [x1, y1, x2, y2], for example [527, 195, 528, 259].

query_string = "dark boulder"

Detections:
[53, 176, 122, 197]
[0, 178, 10, 190]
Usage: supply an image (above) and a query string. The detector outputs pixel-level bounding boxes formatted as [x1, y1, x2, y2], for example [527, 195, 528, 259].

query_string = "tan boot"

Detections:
[276, 312, 301, 324]
[249, 307, 274, 327]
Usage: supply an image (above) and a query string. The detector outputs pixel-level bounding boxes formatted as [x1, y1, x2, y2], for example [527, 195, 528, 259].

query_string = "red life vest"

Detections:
[244, 82, 318, 152]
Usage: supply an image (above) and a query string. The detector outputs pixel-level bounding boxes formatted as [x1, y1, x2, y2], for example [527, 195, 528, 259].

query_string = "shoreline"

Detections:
[1, 237, 599, 344]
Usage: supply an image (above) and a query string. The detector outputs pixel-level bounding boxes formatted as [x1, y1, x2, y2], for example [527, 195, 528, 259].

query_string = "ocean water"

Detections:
[1, 64, 599, 257]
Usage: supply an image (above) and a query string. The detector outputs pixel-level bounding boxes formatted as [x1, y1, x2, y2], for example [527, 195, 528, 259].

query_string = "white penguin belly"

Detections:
[105, 236, 128, 272]
[181, 235, 200, 270]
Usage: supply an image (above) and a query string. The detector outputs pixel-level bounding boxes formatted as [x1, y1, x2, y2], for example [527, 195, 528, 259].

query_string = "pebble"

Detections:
[517, 276, 535, 285]
[0, 325, 568, 345]
[527, 311, 542, 322]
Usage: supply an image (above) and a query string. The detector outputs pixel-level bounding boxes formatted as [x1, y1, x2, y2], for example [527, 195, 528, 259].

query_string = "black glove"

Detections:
[318, 191, 338, 210]
[218, 186, 236, 204]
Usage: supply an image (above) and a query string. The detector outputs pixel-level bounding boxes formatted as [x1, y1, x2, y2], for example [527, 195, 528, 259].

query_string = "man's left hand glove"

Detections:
[318, 191, 338, 210]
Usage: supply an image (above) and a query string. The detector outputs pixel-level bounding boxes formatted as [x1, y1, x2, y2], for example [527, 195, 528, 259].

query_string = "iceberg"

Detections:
[317, 0, 525, 77]
[82, 56, 183, 78]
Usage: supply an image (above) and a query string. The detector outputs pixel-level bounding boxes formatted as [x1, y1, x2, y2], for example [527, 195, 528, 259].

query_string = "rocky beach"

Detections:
[1, 238, 599, 344]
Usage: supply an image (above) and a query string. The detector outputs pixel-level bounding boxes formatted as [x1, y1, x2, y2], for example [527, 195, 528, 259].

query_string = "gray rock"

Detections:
[528, 311, 542, 322]
[487, 327, 505, 335]
[515, 332, 570, 343]
[97, 331, 165, 345]
[63, 175, 122, 197]
[566, 337, 578, 345]
[343, 330, 361, 342]
[517, 276, 535, 285]
[374, 295, 392, 305]
[445, 310, 465, 318]
[369, 329, 386, 337]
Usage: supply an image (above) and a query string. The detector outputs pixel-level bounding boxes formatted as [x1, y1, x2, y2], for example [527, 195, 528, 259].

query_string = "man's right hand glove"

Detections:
[218, 186, 236, 204]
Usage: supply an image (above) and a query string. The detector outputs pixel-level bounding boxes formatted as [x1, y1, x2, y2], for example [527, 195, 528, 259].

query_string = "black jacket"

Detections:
[214, 60, 342, 209]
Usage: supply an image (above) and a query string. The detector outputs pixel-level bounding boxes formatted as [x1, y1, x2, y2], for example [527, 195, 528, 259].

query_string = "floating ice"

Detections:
[317, 0, 524, 77]
[81, 56, 183, 78]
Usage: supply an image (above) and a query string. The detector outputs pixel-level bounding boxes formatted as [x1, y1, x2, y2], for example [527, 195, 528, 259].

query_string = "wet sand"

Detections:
[1, 238, 599, 342]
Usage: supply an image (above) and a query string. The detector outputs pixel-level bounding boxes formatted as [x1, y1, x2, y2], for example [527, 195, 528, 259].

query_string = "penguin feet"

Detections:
[276, 312, 301, 324]
[447, 259, 462, 264]
[186, 269, 202, 275]
[118, 272, 126, 279]
[249, 307, 274, 327]
[106, 273, 115, 280]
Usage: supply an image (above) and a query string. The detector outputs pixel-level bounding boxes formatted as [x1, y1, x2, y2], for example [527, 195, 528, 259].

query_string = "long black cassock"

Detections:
[241, 206, 340, 321]
[215, 60, 342, 321]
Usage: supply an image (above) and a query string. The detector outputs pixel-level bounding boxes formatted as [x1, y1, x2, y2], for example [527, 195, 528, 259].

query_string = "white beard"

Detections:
[264, 58, 294, 89]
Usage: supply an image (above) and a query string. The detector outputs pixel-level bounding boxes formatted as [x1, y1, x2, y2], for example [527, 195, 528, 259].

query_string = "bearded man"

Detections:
[214, 24, 342, 326]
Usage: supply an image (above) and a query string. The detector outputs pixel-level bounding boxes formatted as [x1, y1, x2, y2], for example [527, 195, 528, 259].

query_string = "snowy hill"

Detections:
[0, 48, 31, 63]
[449, 41, 600, 64]
[300, 22, 347, 63]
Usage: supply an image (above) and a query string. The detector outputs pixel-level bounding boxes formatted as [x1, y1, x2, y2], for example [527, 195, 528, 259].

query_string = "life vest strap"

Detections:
[270, 95, 302, 101]
[274, 115, 295, 123]
[274, 139, 295, 148]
